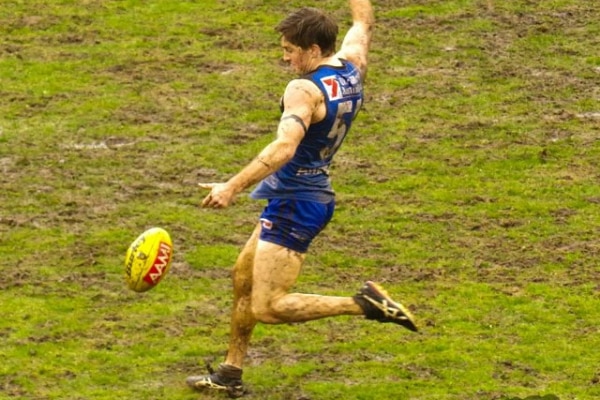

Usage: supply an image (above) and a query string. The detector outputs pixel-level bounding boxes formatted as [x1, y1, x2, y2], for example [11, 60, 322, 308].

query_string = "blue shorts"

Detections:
[258, 198, 335, 253]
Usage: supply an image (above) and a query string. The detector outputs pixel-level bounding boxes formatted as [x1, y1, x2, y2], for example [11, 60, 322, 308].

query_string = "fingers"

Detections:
[201, 192, 213, 208]
[203, 193, 229, 209]
[199, 183, 219, 208]
[199, 182, 230, 208]
[199, 183, 215, 208]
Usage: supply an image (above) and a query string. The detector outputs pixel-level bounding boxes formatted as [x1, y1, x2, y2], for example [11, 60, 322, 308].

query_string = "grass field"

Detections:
[1, 0, 599, 399]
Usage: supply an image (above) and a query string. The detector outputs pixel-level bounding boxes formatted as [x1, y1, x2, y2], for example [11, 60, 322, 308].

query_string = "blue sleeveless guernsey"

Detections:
[251, 60, 364, 204]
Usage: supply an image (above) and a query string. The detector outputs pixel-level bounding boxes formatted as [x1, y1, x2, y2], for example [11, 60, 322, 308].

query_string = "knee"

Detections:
[251, 297, 283, 324]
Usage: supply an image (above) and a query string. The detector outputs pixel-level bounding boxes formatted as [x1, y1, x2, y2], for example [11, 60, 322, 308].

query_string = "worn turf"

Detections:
[1, 1, 599, 399]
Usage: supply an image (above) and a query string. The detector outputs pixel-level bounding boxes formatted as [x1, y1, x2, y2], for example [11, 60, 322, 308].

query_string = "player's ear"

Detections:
[309, 44, 321, 58]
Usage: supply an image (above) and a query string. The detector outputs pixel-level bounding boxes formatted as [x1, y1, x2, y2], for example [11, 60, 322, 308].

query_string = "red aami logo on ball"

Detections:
[143, 241, 172, 285]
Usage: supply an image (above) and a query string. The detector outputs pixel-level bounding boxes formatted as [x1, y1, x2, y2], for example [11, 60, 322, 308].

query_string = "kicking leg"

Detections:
[251, 240, 363, 324]
[251, 240, 418, 331]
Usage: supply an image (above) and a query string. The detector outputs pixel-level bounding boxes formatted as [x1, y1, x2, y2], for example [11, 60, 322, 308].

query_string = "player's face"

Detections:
[280, 37, 312, 75]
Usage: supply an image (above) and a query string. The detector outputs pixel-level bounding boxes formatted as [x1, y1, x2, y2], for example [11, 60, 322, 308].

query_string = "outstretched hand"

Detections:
[199, 182, 237, 208]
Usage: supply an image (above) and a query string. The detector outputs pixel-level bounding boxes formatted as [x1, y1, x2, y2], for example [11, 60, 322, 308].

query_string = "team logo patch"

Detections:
[321, 76, 342, 100]
[260, 218, 273, 230]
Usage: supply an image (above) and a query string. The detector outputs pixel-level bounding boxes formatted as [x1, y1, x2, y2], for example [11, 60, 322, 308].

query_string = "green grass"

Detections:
[1, 0, 600, 399]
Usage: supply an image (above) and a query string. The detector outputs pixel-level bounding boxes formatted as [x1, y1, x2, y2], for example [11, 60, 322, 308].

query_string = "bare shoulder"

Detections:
[281, 78, 326, 124]
[283, 79, 323, 107]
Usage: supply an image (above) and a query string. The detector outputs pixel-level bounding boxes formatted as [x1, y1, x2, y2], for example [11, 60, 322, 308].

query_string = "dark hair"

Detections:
[275, 7, 338, 56]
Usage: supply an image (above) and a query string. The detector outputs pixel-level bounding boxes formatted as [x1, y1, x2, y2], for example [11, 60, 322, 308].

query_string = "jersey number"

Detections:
[320, 99, 362, 160]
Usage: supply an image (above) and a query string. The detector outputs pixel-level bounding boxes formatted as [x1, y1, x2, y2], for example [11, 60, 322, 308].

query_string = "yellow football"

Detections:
[124, 227, 173, 292]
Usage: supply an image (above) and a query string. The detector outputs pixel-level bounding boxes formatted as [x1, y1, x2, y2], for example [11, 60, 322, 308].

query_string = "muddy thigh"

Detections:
[251, 240, 305, 323]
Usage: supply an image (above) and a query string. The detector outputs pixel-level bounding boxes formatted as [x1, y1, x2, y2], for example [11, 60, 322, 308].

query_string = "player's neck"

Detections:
[313, 55, 343, 70]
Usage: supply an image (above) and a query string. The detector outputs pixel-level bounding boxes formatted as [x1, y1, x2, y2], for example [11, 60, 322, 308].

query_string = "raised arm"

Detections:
[336, 0, 374, 80]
